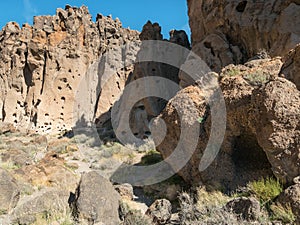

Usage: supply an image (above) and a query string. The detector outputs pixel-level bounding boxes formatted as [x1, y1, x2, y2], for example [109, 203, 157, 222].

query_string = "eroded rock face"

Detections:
[187, 0, 300, 71]
[250, 78, 300, 184]
[113, 21, 191, 140]
[281, 44, 300, 90]
[0, 5, 139, 134]
[155, 58, 300, 189]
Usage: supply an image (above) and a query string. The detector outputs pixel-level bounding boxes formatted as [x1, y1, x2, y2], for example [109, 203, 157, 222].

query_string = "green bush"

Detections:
[248, 177, 283, 206]
[243, 72, 269, 85]
[140, 150, 162, 165]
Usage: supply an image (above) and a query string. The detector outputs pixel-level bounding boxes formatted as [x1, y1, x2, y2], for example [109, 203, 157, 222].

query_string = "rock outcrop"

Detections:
[187, 0, 300, 71]
[0, 5, 139, 134]
[225, 197, 261, 221]
[111, 21, 191, 140]
[281, 43, 300, 89]
[155, 57, 300, 189]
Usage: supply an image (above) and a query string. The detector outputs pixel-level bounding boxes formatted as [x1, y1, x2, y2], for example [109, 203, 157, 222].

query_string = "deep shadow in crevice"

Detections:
[231, 132, 273, 189]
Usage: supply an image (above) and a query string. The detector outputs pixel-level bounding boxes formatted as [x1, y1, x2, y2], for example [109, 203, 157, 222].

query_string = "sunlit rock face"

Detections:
[0, 5, 139, 134]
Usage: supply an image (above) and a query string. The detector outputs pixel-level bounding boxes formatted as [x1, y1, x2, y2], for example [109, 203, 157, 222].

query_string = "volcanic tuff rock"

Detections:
[0, 5, 139, 134]
[187, 0, 300, 72]
[281, 43, 300, 90]
[154, 57, 300, 189]
[111, 21, 191, 140]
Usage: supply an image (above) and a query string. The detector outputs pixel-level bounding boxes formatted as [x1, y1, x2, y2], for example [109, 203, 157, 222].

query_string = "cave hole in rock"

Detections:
[232, 132, 273, 187]
[128, 97, 168, 141]
[236, 1, 248, 13]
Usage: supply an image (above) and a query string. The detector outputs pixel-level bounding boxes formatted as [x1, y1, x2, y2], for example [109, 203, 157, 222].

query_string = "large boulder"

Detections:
[154, 59, 300, 189]
[73, 171, 120, 225]
[0, 169, 20, 214]
[250, 78, 300, 183]
[187, 0, 300, 71]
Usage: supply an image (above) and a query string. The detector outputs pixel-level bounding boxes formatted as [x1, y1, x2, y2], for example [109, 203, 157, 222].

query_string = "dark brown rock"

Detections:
[225, 197, 261, 221]
[187, 0, 300, 71]
[281, 44, 300, 90]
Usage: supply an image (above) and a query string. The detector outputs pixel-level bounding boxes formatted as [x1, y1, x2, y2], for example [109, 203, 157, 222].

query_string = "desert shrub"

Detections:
[195, 187, 229, 211]
[122, 210, 152, 225]
[224, 68, 240, 77]
[270, 203, 296, 224]
[248, 177, 283, 206]
[243, 71, 269, 85]
[32, 209, 74, 225]
[178, 188, 272, 225]
[140, 149, 162, 165]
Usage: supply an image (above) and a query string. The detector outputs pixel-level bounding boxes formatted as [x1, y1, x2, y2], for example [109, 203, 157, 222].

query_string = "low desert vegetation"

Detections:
[247, 177, 283, 206]
[175, 177, 294, 225]
[270, 203, 296, 224]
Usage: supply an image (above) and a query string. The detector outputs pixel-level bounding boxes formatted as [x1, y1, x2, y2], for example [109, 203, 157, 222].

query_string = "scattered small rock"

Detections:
[225, 197, 261, 221]
[115, 183, 134, 200]
[146, 199, 172, 224]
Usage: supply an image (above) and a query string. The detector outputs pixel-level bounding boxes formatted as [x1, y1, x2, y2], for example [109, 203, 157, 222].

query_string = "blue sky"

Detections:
[0, 0, 190, 39]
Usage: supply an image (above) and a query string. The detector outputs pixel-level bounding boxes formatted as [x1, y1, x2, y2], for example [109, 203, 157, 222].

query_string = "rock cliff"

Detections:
[187, 0, 300, 72]
[0, 5, 139, 134]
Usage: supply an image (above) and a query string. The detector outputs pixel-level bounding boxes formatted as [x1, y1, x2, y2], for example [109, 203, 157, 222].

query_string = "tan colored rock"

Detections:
[0, 5, 140, 134]
[281, 44, 300, 89]
[0, 169, 20, 214]
[18, 151, 78, 192]
[11, 188, 70, 225]
[127, 21, 190, 139]
[187, 0, 300, 72]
